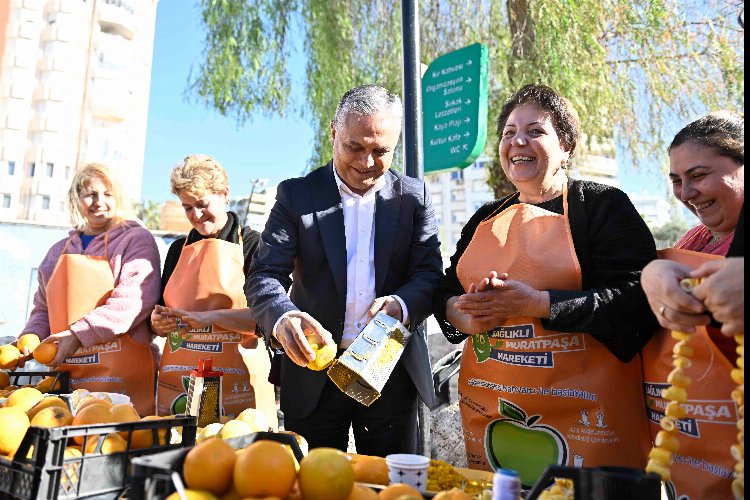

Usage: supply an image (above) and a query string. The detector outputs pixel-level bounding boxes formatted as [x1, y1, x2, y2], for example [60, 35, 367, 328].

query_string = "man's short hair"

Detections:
[332, 85, 403, 131]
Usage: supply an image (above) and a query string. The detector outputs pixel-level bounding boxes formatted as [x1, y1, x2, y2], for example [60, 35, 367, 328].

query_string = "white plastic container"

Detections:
[385, 453, 431, 493]
[493, 469, 521, 500]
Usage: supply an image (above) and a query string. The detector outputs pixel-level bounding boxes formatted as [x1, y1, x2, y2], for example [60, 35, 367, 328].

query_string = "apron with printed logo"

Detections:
[642, 248, 736, 500]
[455, 187, 650, 488]
[158, 236, 268, 419]
[48, 232, 156, 416]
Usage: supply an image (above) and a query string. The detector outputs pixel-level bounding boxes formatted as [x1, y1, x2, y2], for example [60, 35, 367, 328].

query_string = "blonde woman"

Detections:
[151, 155, 275, 425]
[22, 163, 161, 415]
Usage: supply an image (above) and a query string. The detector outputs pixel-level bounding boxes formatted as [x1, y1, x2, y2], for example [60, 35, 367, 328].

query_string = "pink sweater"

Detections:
[23, 220, 161, 349]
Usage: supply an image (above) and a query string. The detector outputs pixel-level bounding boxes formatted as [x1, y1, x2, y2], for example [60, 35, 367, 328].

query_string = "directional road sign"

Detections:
[422, 43, 489, 174]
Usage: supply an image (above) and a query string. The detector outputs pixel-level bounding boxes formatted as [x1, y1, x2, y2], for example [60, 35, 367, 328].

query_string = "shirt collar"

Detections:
[332, 164, 387, 198]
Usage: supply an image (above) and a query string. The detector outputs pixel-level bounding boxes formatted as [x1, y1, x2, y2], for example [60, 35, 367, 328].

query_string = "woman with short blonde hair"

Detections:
[169, 154, 229, 198]
[151, 155, 276, 426]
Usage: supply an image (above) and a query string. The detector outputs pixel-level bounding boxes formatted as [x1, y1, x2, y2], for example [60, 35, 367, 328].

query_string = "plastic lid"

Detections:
[498, 469, 519, 477]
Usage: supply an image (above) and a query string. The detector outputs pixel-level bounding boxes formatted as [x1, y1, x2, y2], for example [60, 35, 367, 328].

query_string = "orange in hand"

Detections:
[33, 343, 58, 365]
[17, 334, 41, 353]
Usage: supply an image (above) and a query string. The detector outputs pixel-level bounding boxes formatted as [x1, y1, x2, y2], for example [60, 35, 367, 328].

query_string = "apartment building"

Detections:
[0, 0, 158, 225]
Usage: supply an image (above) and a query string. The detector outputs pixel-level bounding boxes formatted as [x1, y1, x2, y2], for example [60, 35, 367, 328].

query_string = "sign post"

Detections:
[422, 43, 489, 174]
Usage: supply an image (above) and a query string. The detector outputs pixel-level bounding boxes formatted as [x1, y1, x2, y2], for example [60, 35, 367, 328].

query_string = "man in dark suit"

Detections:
[247, 84, 443, 455]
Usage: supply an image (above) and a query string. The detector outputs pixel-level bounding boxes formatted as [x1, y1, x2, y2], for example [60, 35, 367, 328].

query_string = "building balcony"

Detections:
[97, 0, 136, 40]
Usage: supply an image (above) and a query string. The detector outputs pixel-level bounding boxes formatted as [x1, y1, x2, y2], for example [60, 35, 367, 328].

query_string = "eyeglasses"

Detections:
[739, 9, 744, 29]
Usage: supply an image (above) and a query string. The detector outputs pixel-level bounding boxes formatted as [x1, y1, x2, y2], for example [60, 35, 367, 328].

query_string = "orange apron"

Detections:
[455, 188, 651, 488]
[158, 236, 262, 418]
[642, 248, 736, 500]
[48, 232, 156, 416]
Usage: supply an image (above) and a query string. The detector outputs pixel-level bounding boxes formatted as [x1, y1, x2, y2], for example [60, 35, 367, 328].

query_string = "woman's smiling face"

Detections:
[178, 190, 229, 237]
[499, 103, 570, 193]
[78, 176, 116, 233]
[669, 142, 744, 236]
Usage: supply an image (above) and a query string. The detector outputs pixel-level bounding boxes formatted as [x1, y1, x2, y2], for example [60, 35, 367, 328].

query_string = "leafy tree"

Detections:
[134, 199, 162, 230]
[650, 218, 693, 248]
[191, 0, 743, 197]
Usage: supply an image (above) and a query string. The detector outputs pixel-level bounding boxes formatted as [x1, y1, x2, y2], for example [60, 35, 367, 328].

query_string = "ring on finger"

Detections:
[659, 304, 667, 317]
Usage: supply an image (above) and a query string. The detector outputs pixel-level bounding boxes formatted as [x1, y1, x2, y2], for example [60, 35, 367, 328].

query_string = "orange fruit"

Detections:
[233, 440, 296, 499]
[131, 416, 168, 449]
[307, 339, 337, 371]
[16, 334, 41, 353]
[35, 376, 63, 394]
[183, 438, 236, 495]
[350, 454, 389, 485]
[0, 407, 30, 456]
[77, 396, 113, 413]
[71, 404, 115, 445]
[165, 491, 218, 500]
[299, 447, 355, 500]
[348, 483, 381, 500]
[0, 345, 21, 369]
[85, 432, 127, 454]
[218, 488, 241, 500]
[61, 447, 82, 486]
[110, 404, 140, 437]
[30, 406, 73, 428]
[27, 396, 68, 420]
[378, 483, 423, 499]
[6, 387, 45, 413]
[0, 371, 10, 389]
[235, 408, 270, 432]
[33, 343, 58, 365]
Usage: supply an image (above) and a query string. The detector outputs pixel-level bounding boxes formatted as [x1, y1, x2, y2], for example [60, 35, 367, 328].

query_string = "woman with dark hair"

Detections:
[434, 84, 658, 486]
[640, 111, 743, 499]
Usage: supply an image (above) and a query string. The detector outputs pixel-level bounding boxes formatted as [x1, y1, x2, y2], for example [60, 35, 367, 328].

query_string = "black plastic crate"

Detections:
[0, 416, 197, 500]
[6, 371, 71, 395]
[130, 432, 305, 500]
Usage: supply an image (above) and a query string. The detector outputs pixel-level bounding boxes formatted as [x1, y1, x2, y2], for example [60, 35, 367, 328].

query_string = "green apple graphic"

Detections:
[473, 332, 492, 363]
[485, 398, 568, 488]
[170, 393, 187, 414]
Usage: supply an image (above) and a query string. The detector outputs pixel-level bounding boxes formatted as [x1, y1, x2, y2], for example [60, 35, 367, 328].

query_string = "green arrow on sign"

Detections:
[422, 43, 489, 174]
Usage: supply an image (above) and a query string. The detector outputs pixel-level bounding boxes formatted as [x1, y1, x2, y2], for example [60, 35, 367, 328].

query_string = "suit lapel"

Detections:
[375, 171, 401, 293]
[311, 163, 347, 311]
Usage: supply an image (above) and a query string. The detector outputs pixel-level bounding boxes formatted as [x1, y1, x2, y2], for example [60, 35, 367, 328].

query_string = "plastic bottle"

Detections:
[493, 469, 521, 500]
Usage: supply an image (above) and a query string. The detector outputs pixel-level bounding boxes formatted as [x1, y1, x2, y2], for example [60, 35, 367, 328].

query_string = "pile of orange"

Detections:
[0, 334, 58, 370]
[180, 440, 374, 500]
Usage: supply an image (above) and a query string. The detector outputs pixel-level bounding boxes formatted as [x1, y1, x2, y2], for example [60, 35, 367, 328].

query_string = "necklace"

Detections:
[708, 231, 735, 245]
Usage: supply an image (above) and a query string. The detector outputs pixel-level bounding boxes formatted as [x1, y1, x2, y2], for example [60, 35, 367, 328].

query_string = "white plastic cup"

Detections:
[385, 454, 431, 493]
[492, 469, 521, 500]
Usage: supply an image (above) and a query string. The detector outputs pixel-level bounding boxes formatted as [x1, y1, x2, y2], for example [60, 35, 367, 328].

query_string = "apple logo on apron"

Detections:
[485, 398, 568, 488]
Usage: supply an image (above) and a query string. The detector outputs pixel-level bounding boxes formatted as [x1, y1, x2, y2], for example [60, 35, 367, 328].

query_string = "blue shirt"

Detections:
[80, 233, 96, 250]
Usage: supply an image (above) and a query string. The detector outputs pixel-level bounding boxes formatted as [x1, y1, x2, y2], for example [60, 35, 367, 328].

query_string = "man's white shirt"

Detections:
[272, 168, 408, 348]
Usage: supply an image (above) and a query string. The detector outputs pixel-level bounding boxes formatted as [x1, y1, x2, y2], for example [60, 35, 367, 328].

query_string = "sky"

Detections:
[142, 1, 669, 205]
[142, 1, 314, 203]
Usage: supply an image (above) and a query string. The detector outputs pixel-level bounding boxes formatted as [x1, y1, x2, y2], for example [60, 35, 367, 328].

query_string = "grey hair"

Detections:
[332, 84, 403, 130]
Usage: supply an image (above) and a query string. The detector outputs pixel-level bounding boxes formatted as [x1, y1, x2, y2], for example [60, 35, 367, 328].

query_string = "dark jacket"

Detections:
[434, 179, 660, 362]
[247, 162, 444, 417]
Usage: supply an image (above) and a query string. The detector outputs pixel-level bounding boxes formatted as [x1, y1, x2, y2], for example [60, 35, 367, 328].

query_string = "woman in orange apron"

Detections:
[151, 155, 276, 426]
[21, 163, 161, 416]
[433, 85, 659, 488]
[641, 111, 743, 499]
